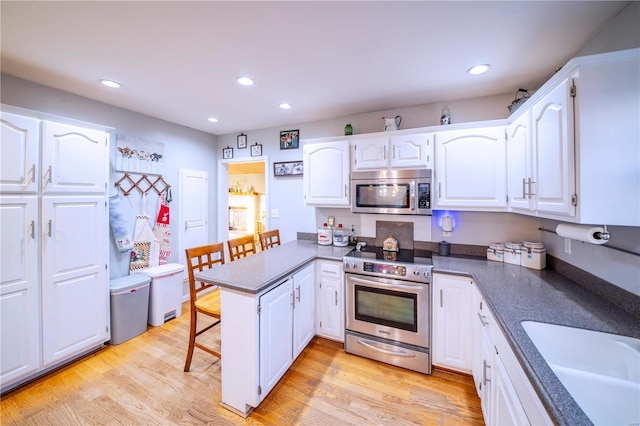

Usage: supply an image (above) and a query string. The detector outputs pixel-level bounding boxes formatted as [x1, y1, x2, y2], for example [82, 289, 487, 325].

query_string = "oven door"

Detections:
[346, 273, 430, 348]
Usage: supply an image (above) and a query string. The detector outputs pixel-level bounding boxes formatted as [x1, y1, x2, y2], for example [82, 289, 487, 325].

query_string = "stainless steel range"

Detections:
[343, 245, 433, 374]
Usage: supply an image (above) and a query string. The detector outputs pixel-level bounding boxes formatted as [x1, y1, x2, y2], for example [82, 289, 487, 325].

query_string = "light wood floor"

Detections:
[1, 301, 483, 425]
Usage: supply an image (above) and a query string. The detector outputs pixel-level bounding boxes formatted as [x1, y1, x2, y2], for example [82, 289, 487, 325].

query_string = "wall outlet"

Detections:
[271, 209, 279, 219]
[564, 238, 572, 254]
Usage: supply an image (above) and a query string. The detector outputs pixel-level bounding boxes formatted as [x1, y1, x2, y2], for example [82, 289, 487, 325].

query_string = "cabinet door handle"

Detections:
[47, 219, 52, 237]
[28, 164, 36, 184]
[483, 359, 492, 385]
[392, 144, 396, 160]
[527, 177, 536, 196]
[344, 184, 347, 197]
[44, 165, 52, 187]
[522, 178, 527, 199]
[296, 285, 301, 302]
[291, 291, 295, 308]
[30, 220, 35, 239]
[438, 182, 442, 199]
[439, 289, 443, 308]
[383, 146, 387, 160]
[335, 290, 338, 306]
[477, 312, 489, 326]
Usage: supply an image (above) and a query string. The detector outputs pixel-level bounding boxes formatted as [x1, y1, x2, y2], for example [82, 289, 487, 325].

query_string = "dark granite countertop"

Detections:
[432, 255, 640, 426]
[195, 240, 351, 294]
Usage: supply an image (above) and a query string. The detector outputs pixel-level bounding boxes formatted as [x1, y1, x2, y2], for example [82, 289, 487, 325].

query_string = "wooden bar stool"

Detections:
[184, 243, 224, 372]
[259, 229, 281, 250]
[227, 234, 256, 261]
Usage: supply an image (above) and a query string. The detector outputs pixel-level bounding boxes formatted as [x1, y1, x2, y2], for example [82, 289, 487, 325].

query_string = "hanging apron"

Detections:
[153, 192, 171, 265]
[109, 193, 133, 252]
[130, 195, 160, 272]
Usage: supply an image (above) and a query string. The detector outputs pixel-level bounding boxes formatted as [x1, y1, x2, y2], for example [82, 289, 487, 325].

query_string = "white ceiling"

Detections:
[0, 1, 629, 136]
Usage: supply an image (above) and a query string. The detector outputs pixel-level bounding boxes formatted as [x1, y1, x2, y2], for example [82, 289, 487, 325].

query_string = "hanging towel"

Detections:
[109, 193, 133, 252]
[130, 213, 160, 272]
[153, 192, 171, 265]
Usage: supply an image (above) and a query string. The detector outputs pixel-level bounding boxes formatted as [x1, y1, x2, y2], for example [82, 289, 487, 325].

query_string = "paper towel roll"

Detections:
[555, 223, 609, 245]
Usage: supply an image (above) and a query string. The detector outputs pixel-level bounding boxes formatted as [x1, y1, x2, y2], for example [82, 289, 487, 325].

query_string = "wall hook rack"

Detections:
[115, 173, 171, 197]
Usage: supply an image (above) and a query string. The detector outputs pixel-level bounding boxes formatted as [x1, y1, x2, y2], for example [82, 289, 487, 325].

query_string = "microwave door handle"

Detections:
[349, 276, 424, 291]
[410, 181, 415, 210]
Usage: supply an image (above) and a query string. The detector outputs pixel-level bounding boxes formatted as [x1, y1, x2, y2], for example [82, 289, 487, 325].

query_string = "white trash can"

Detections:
[136, 263, 185, 326]
[109, 274, 151, 344]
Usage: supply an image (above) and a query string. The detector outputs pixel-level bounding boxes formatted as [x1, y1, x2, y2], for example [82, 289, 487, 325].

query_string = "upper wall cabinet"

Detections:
[351, 133, 433, 171]
[1, 113, 40, 193]
[434, 126, 507, 211]
[303, 140, 350, 207]
[507, 48, 640, 226]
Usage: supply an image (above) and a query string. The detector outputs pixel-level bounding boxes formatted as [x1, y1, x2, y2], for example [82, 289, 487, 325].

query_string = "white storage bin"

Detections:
[109, 274, 151, 344]
[504, 242, 522, 265]
[135, 263, 185, 326]
[487, 242, 505, 262]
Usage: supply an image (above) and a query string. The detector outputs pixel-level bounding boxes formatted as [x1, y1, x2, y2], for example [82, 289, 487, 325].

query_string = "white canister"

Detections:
[332, 224, 348, 247]
[504, 241, 522, 265]
[487, 242, 505, 262]
[317, 223, 333, 246]
[521, 241, 546, 270]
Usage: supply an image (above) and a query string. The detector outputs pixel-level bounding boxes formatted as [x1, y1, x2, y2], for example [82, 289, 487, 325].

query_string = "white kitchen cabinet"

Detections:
[40, 195, 108, 366]
[432, 273, 472, 373]
[351, 132, 432, 171]
[0, 110, 110, 392]
[0, 113, 39, 193]
[434, 126, 507, 210]
[0, 195, 40, 386]
[507, 48, 640, 225]
[259, 278, 294, 398]
[315, 260, 344, 342]
[493, 355, 530, 426]
[292, 263, 315, 358]
[303, 140, 350, 206]
[471, 283, 483, 397]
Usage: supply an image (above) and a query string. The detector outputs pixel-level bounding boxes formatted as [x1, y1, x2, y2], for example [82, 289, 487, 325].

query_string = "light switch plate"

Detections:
[271, 209, 279, 219]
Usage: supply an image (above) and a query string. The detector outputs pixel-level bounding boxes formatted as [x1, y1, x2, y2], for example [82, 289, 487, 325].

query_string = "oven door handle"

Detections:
[356, 339, 417, 358]
[349, 276, 424, 291]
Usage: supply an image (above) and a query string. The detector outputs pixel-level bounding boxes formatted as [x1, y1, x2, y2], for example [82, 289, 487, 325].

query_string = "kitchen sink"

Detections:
[521, 321, 640, 425]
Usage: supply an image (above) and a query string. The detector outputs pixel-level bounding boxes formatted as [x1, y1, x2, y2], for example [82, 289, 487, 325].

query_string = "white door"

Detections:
[41, 122, 108, 194]
[292, 263, 315, 358]
[432, 274, 472, 372]
[41, 195, 108, 366]
[303, 140, 350, 206]
[316, 261, 344, 342]
[259, 280, 293, 401]
[0, 196, 40, 386]
[532, 77, 576, 217]
[434, 126, 507, 210]
[390, 133, 429, 169]
[507, 112, 533, 211]
[351, 136, 389, 170]
[0, 113, 39, 193]
[178, 169, 208, 265]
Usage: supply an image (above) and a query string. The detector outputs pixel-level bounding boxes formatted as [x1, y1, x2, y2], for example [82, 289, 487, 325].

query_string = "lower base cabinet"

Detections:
[471, 283, 553, 426]
[315, 260, 344, 342]
[221, 263, 315, 415]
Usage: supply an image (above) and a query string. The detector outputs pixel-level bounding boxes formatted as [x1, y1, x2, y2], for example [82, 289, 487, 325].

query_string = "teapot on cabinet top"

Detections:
[382, 115, 402, 132]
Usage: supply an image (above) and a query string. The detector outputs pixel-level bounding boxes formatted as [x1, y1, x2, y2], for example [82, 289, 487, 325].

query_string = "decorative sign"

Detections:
[116, 135, 164, 175]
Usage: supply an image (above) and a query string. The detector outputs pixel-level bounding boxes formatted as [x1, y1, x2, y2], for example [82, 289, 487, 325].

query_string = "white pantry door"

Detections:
[178, 169, 209, 266]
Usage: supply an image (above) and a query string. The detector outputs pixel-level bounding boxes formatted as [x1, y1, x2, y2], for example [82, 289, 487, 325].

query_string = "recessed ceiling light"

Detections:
[467, 64, 491, 75]
[279, 103, 292, 110]
[207, 117, 219, 123]
[237, 76, 254, 86]
[100, 79, 122, 88]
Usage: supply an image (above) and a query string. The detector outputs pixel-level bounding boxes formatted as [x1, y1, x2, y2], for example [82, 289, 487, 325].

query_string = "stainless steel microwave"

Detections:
[351, 169, 432, 215]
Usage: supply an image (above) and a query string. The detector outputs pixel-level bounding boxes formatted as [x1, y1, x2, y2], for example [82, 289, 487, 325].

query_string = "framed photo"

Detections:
[237, 133, 247, 149]
[274, 161, 303, 177]
[222, 146, 233, 159]
[280, 129, 299, 150]
[251, 143, 262, 157]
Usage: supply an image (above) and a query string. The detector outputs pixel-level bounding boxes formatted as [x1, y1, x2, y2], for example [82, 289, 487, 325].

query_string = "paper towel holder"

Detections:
[595, 225, 611, 241]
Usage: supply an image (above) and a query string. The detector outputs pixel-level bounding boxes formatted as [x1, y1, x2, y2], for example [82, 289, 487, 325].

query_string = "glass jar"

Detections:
[344, 124, 353, 136]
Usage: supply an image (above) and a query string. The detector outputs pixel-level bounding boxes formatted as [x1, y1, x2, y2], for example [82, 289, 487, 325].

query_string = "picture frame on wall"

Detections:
[222, 146, 233, 159]
[237, 133, 247, 149]
[274, 161, 303, 177]
[279, 129, 299, 150]
[251, 143, 262, 157]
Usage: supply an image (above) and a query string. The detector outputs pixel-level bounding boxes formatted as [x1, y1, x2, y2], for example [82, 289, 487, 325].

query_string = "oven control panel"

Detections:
[363, 262, 406, 277]
[344, 259, 432, 283]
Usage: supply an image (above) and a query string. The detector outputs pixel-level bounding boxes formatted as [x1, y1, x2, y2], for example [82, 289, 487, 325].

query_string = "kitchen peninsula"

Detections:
[197, 239, 639, 424]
